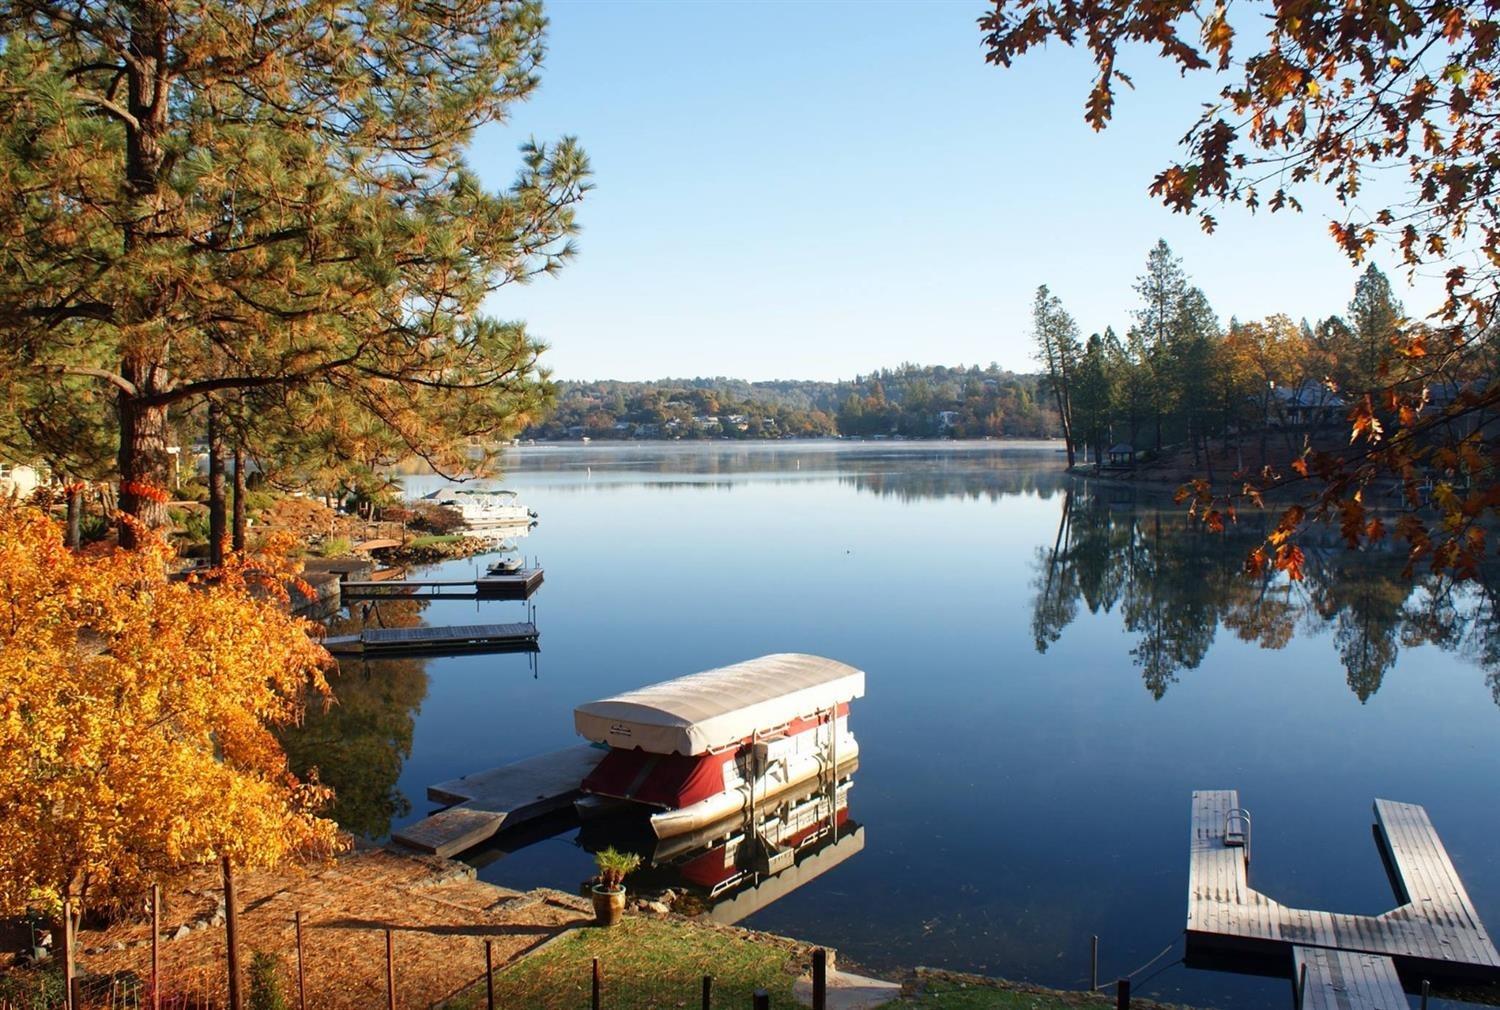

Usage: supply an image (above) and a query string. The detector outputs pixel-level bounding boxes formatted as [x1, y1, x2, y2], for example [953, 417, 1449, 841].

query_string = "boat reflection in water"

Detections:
[577, 762, 863, 925]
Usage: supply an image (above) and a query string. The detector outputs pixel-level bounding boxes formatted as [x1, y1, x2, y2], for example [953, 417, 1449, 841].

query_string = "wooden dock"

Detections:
[339, 568, 543, 601]
[392, 745, 604, 858]
[322, 622, 538, 657]
[1293, 946, 1408, 1010]
[1187, 790, 1500, 987]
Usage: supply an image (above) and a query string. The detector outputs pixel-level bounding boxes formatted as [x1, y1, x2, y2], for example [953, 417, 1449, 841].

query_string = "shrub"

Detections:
[409, 502, 465, 535]
[0, 963, 67, 1010]
[248, 951, 288, 1010]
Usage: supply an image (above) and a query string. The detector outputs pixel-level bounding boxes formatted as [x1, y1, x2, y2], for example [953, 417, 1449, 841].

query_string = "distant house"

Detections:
[1271, 380, 1345, 428]
[935, 410, 961, 431]
[1107, 443, 1134, 466]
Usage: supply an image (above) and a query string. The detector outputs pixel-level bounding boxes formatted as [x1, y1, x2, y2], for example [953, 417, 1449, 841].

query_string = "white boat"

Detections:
[420, 488, 536, 527]
[574, 654, 864, 839]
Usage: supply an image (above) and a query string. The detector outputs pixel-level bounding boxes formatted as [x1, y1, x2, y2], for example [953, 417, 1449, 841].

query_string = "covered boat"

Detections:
[574, 653, 863, 838]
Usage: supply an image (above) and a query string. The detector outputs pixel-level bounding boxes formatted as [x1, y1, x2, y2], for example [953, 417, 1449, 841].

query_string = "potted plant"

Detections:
[591, 847, 641, 927]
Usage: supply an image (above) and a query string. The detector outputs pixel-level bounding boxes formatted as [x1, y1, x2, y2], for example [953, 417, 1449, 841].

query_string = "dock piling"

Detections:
[1091, 935, 1098, 990]
[1421, 980, 1430, 1010]
[812, 948, 827, 1010]
[1115, 978, 1130, 1010]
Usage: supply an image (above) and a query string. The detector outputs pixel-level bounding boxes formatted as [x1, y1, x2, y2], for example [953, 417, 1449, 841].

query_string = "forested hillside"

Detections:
[523, 366, 1061, 440]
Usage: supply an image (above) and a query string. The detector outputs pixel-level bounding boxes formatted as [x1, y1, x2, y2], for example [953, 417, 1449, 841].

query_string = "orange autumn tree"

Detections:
[979, 1, 1500, 581]
[0, 507, 344, 918]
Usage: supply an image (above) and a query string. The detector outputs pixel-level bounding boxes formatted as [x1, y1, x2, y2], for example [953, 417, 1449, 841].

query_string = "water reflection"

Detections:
[281, 600, 430, 839]
[1032, 481, 1500, 704]
[578, 766, 862, 925]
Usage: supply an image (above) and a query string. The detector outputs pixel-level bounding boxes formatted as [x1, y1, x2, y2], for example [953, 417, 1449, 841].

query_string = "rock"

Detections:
[642, 900, 670, 915]
[210, 913, 225, 927]
[110, 941, 127, 951]
[173, 925, 192, 941]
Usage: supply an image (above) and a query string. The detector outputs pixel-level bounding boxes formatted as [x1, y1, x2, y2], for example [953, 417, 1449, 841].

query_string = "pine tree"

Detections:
[0, 3, 590, 544]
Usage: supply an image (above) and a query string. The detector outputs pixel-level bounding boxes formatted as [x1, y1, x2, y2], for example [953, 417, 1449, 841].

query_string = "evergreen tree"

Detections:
[1030, 285, 1081, 465]
[0, 2, 590, 544]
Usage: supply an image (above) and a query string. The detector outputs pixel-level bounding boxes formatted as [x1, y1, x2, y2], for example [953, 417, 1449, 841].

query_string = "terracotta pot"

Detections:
[591, 885, 626, 927]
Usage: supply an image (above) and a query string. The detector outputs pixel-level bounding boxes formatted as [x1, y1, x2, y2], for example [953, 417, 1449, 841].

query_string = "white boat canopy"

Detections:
[574, 653, 865, 755]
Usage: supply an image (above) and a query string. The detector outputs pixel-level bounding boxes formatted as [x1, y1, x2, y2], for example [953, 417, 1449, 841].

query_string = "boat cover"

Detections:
[574, 653, 864, 755]
[581, 748, 737, 808]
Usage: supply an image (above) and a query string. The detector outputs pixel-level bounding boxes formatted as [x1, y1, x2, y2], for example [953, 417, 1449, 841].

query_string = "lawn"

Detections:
[466, 917, 809, 1010]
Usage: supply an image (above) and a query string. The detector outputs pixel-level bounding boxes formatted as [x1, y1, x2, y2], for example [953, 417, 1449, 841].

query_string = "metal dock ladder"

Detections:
[1224, 807, 1251, 864]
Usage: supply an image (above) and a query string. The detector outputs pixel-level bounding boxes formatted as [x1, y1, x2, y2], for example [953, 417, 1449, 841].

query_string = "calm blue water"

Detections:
[298, 442, 1500, 1008]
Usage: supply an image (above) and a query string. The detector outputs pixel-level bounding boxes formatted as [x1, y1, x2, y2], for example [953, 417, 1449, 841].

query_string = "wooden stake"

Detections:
[1091, 935, 1099, 990]
[701, 975, 712, 1010]
[295, 911, 306, 1010]
[812, 948, 827, 1010]
[151, 884, 161, 1010]
[485, 940, 495, 1010]
[223, 857, 243, 1010]
[1115, 977, 1130, 1010]
[591, 957, 601, 1010]
[385, 928, 395, 1010]
[62, 898, 75, 1010]
[752, 989, 770, 1010]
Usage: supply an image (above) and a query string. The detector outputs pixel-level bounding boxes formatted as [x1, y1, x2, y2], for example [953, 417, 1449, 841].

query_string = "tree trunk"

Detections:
[117, 391, 172, 548]
[222, 858, 243, 1010]
[66, 481, 82, 549]
[207, 403, 227, 567]
[232, 442, 247, 552]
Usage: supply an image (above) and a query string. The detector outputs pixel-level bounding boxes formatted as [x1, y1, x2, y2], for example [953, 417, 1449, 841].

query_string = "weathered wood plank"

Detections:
[1294, 947, 1406, 1010]
[1187, 791, 1500, 983]
[394, 745, 604, 858]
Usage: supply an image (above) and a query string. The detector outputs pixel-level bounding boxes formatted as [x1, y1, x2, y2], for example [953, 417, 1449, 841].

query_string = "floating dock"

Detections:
[1187, 789, 1500, 995]
[392, 745, 604, 858]
[340, 568, 544, 602]
[322, 622, 538, 657]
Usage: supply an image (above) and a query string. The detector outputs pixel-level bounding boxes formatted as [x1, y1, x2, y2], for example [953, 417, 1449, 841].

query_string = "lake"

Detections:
[289, 441, 1500, 1008]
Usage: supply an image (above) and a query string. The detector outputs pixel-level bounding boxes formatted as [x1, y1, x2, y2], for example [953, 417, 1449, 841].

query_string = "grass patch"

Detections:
[478, 918, 805, 1010]
[407, 534, 462, 548]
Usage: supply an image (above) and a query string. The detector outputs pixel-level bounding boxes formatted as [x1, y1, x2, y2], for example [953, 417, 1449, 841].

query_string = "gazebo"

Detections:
[1107, 443, 1134, 466]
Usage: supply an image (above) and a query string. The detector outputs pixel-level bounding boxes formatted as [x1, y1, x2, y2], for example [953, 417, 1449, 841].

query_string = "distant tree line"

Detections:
[524, 366, 1062, 440]
[1032, 240, 1488, 474]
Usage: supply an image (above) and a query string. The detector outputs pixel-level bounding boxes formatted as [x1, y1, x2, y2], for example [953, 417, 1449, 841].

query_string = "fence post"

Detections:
[62, 898, 75, 1010]
[812, 948, 827, 1010]
[1115, 977, 1130, 1010]
[385, 928, 396, 1010]
[223, 858, 243, 1010]
[295, 911, 307, 1010]
[1421, 980, 1430, 1010]
[151, 884, 162, 1010]
[753, 988, 769, 1010]
[592, 957, 602, 1010]
[701, 975, 712, 1010]
[1090, 935, 1099, 991]
[486, 940, 496, 1010]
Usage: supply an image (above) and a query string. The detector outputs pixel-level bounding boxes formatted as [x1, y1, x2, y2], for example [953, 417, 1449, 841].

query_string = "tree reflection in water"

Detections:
[1032, 481, 1500, 704]
[279, 599, 429, 840]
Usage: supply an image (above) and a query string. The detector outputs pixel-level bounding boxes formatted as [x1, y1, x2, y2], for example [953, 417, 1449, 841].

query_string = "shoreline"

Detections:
[39, 846, 1214, 1010]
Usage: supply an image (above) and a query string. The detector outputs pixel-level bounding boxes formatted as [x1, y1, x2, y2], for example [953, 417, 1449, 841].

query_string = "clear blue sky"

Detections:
[469, 0, 1441, 382]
